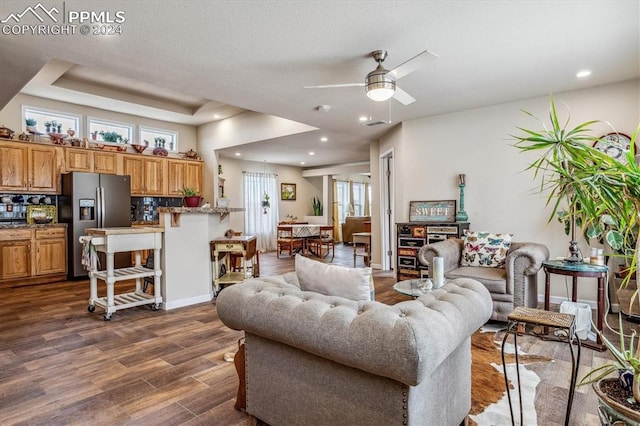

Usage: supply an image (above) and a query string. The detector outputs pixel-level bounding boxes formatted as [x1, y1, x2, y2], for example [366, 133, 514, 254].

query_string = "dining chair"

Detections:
[309, 225, 335, 260]
[277, 225, 304, 258]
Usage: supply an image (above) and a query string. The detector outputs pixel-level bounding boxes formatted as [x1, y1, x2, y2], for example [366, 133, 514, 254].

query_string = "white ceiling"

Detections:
[1, 1, 638, 168]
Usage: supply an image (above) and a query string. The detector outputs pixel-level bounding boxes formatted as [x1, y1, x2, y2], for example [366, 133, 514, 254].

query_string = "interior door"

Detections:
[380, 151, 394, 271]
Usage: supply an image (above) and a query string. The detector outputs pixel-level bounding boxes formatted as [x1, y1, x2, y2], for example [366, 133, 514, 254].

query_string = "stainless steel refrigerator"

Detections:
[60, 172, 132, 278]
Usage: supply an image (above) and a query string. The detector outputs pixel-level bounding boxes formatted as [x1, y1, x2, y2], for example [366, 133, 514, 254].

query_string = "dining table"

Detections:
[282, 224, 321, 257]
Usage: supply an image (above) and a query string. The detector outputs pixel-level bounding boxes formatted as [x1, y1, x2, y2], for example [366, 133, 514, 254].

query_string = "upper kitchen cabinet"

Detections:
[166, 159, 203, 196]
[0, 140, 59, 193]
[123, 155, 164, 196]
[64, 148, 119, 174]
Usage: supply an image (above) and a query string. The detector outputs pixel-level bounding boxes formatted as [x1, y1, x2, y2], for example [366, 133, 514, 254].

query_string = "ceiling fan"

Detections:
[304, 49, 439, 105]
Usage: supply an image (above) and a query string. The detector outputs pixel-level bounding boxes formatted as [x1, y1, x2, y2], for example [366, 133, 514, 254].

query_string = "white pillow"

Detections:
[295, 254, 374, 301]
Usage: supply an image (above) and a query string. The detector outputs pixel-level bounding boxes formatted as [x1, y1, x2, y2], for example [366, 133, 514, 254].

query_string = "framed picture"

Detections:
[409, 200, 456, 222]
[281, 183, 296, 200]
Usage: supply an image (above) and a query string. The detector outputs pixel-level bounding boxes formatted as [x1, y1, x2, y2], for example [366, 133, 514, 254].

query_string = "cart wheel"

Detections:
[152, 304, 159, 311]
[87, 305, 95, 313]
[104, 314, 112, 321]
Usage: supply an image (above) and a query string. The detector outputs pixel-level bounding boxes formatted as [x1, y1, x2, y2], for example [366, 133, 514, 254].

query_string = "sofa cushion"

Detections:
[295, 254, 374, 301]
[445, 266, 508, 294]
[460, 231, 512, 268]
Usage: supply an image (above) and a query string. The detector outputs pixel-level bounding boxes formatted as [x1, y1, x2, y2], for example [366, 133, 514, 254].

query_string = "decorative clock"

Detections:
[593, 132, 633, 164]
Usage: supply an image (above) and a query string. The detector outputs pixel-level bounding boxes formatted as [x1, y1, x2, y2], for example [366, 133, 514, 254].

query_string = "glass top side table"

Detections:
[542, 260, 608, 351]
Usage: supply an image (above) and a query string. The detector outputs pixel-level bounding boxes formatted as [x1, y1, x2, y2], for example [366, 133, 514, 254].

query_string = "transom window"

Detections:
[88, 117, 134, 144]
[140, 127, 178, 151]
[23, 106, 81, 136]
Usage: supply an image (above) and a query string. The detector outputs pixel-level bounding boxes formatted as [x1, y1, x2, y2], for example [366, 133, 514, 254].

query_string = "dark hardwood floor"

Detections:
[0, 243, 627, 425]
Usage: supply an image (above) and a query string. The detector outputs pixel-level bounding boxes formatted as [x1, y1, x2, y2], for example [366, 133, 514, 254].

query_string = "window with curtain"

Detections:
[335, 179, 371, 224]
[243, 172, 278, 252]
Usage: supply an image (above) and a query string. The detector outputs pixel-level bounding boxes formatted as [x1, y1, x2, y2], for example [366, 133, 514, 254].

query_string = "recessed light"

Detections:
[300, 161, 305, 165]
[213, 114, 221, 119]
[576, 70, 591, 78]
[359, 116, 369, 122]
[309, 152, 315, 156]
[320, 137, 328, 142]
[235, 152, 241, 156]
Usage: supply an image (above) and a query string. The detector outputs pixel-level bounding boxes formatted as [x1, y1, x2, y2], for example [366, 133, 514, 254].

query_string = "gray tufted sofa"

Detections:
[418, 239, 549, 322]
[216, 274, 492, 426]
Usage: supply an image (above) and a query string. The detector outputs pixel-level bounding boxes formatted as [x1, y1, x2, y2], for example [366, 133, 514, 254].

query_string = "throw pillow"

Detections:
[460, 231, 513, 268]
[295, 254, 374, 301]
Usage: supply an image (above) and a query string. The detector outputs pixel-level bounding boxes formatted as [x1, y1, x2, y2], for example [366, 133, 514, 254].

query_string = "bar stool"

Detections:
[500, 307, 580, 426]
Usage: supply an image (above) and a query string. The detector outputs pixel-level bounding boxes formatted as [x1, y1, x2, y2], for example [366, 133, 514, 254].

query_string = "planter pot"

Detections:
[183, 196, 202, 208]
[594, 378, 640, 425]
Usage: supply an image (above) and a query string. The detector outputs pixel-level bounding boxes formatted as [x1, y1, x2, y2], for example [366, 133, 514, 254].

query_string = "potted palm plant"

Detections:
[513, 96, 640, 421]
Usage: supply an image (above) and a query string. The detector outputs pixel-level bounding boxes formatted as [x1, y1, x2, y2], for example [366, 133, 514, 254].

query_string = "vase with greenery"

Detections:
[182, 187, 202, 207]
[513, 96, 640, 412]
[312, 196, 323, 216]
[261, 193, 270, 214]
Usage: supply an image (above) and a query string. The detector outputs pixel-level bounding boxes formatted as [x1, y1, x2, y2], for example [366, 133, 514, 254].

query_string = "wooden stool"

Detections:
[500, 307, 580, 426]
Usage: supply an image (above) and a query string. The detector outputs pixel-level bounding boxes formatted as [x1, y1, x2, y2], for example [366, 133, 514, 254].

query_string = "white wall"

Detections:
[379, 79, 640, 304]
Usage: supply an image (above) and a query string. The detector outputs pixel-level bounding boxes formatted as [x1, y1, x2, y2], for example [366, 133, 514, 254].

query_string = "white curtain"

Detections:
[243, 172, 278, 252]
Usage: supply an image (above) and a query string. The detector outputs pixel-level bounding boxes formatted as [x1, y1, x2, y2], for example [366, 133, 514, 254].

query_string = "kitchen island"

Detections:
[158, 206, 244, 309]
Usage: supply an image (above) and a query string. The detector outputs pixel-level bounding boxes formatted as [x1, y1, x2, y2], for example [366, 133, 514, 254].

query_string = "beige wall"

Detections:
[214, 157, 322, 232]
[0, 93, 198, 153]
[377, 79, 640, 304]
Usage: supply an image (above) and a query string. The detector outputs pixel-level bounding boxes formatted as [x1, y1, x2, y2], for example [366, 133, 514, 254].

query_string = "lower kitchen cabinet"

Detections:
[0, 226, 67, 286]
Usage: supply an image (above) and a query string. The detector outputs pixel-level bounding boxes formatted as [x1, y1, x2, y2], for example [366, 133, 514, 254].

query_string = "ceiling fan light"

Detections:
[366, 84, 395, 101]
[365, 69, 396, 101]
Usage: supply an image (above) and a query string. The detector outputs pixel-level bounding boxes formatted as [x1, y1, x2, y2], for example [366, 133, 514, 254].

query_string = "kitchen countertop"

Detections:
[157, 206, 244, 214]
[0, 223, 67, 229]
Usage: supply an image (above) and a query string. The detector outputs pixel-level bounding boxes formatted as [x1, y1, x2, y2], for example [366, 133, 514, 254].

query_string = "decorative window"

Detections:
[22, 106, 81, 136]
[140, 127, 178, 151]
[87, 117, 134, 144]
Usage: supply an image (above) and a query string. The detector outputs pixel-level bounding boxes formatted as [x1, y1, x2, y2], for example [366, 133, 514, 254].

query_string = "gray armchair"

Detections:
[418, 238, 549, 321]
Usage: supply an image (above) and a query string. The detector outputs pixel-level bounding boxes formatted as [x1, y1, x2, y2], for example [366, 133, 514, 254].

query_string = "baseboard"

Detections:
[163, 293, 213, 310]
[538, 294, 597, 310]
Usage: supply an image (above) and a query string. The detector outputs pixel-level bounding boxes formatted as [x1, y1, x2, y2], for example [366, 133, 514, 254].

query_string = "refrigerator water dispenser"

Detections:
[79, 199, 95, 221]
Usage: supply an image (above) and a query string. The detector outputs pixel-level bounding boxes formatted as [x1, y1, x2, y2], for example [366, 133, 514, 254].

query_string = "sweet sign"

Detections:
[409, 200, 456, 222]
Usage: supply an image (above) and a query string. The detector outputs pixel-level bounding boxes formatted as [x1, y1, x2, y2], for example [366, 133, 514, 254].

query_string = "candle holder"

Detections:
[456, 183, 468, 222]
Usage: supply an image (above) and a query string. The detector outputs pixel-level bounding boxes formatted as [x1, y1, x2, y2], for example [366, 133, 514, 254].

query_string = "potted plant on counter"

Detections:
[182, 187, 202, 208]
[312, 196, 323, 216]
[513, 96, 640, 421]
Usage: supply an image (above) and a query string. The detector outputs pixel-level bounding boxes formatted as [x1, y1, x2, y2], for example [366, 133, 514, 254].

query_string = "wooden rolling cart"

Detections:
[82, 227, 164, 320]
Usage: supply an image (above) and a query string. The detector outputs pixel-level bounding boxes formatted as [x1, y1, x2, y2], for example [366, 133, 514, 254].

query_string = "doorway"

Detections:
[379, 150, 394, 271]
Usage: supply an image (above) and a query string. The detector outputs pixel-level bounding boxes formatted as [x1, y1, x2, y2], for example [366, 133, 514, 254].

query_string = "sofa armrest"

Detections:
[506, 242, 550, 276]
[217, 277, 492, 387]
[418, 238, 463, 273]
[504, 242, 549, 302]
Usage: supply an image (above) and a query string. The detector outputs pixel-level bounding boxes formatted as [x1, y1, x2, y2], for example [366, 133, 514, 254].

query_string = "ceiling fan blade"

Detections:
[387, 50, 439, 80]
[393, 86, 416, 105]
[304, 83, 365, 89]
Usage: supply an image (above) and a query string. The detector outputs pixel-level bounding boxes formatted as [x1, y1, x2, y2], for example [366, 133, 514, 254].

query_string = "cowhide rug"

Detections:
[470, 329, 551, 426]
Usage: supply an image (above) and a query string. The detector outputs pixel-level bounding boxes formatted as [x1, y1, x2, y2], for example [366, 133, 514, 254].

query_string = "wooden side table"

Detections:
[543, 260, 608, 351]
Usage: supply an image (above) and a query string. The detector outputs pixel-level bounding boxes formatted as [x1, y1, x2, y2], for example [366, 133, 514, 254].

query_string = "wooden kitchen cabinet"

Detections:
[64, 148, 119, 174]
[0, 226, 67, 286]
[0, 142, 28, 191]
[0, 229, 31, 281]
[123, 155, 164, 195]
[167, 159, 203, 196]
[34, 227, 67, 275]
[0, 141, 58, 193]
[93, 151, 119, 174]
